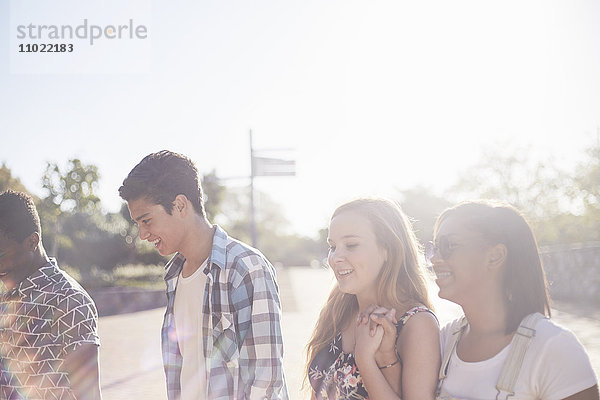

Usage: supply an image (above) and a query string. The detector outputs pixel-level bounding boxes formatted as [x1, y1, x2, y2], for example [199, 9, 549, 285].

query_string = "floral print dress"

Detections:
[308, 306, 435, 400]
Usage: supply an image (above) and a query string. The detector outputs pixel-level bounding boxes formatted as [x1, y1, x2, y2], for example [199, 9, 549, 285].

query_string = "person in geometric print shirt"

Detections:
[0, 190, 101, 400]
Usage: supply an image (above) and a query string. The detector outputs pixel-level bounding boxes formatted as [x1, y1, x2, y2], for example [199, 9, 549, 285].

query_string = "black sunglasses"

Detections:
[425, 236, 462, 265]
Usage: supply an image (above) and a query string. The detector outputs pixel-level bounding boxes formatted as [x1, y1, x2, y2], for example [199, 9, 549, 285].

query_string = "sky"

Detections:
[1, 0, 600, 237]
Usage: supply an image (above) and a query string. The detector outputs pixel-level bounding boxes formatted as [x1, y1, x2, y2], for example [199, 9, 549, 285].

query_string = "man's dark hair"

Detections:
[119, 150, 206, 217]
[0, 190, 42, 242]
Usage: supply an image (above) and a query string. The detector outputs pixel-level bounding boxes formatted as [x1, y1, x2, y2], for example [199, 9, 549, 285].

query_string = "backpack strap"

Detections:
[437, 316, 468, 392]
[495, 312, 545, 400]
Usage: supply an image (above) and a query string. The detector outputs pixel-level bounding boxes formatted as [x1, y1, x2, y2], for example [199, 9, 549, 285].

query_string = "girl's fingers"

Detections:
[386, 308, 397, 324]
[369, 306, 389, 335]
[371, 314, 396, 336]
[358, 304, 378, 325]
[370, 307, 398, 335]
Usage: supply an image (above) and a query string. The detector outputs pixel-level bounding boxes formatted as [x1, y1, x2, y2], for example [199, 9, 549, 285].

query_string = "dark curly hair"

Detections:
[0, 190, 42, 242]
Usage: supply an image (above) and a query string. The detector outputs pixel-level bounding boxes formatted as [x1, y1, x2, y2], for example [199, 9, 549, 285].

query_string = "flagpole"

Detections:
[249, 129, 258, 248]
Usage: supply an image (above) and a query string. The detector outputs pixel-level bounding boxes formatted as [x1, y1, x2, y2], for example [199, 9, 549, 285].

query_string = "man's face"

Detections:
[0, 233, 32, 289]
[127, 197, 183, 256]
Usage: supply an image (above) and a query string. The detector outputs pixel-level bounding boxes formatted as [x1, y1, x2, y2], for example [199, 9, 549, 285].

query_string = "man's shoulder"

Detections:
[228, 239, 273, 273]
[213, 228, 276, 287]
[226, 236, 265, 261]
[215, 227, 271, 270]
[31, 263, 96, 312]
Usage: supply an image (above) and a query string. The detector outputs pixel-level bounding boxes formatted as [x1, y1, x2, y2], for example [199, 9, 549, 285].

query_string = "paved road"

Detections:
[98, 267, 600, 399]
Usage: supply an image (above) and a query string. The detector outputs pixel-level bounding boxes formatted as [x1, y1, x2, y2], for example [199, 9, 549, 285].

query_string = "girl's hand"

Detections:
[358, 305, 398, 367]
[354, 317, 384, 364]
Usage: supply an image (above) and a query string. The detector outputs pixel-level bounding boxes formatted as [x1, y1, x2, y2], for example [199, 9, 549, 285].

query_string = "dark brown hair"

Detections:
[119, 150, 206, 217]
[434, 200, 551, 333]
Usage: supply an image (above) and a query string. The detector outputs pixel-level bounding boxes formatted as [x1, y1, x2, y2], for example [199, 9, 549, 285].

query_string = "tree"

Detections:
[568, 140, 600, 242]
[0, 163, 29, 193]
[448, 143, 567, 221]
[397, 186, 452, 244]
[42, 159, 100, 214]
[446, 142, 589, 245]
[573, 142, 600, 211]
[215, 186, 322, 265]
[216, 186, 289, 243]
[201, 170, 226, 221]
[39, 159, 101, 257]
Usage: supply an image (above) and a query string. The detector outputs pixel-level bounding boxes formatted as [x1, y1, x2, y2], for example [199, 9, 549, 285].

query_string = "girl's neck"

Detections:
[461, 293, 508, 337]
[355, 293, 405, 315]
[356, 293, 379, 314]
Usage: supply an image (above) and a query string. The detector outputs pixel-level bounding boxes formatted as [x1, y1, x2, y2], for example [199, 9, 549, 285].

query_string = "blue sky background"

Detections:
[2, 0, 600, 236]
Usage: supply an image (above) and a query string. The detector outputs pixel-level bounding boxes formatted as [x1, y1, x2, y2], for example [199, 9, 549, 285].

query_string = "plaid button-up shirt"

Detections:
[161, 225, 289, 400]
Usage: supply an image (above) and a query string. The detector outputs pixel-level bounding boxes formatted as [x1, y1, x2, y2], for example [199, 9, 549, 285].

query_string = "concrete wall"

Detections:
[541, 243, 600, 304]
[88, 287, 166, 317]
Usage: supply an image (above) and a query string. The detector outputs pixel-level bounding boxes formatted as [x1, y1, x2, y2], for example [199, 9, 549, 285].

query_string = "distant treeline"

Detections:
[1, 140, 598, 273]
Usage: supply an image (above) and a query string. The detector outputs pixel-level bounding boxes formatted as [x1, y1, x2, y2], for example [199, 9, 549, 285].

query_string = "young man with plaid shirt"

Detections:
[119, 150, 288, 400]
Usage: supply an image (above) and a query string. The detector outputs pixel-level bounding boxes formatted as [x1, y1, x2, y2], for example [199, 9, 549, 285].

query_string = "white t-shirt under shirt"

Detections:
[174, 259, 208, 400]
[439, 317, 597, 400]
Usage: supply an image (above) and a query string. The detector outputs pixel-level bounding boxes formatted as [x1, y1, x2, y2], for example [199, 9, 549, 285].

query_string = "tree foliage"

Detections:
[397, 186, 452, 244]
[4, 140, 598, 275]
[201, 170, 226, 221]
[569, 141, 600, 242]
[448, 143, 567, 220]
[214, 186, 322, 265]
[447, 141, 600, 245]
[34, 158, 167, 272]
[42, 159, 100, 214]
[0, 163, 29, 193]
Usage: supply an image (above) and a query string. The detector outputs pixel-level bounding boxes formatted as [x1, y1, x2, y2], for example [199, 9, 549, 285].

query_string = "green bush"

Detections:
[62, 263, 164, 290]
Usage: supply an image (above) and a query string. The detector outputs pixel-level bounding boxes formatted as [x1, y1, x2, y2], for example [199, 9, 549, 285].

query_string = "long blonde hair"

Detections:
[304, 198, 432, 394]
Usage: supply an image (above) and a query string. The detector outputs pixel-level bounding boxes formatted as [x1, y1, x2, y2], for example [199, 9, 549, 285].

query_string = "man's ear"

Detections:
[487, 243, 507, 270]
[173, 194, 188, 215]
[23, 232, 41, 251]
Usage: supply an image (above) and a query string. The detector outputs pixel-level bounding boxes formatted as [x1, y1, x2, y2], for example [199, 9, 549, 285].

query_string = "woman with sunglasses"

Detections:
[305, 198, 440, 399]
[429, 200, 598, 399]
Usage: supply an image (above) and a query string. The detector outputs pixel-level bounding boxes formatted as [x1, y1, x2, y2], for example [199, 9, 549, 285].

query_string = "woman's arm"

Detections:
[396, 311, 440, 400]
[354, 321, 402, 400]
[357, 305, 402, 395]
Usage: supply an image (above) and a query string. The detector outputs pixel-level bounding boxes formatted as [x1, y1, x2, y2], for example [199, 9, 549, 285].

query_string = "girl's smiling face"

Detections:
[431, 216, 491, 304]
[327, 211, 387, 299]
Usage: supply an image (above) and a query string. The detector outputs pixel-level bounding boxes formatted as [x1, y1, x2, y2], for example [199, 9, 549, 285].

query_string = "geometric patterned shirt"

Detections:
[0, 259, 100, 400]
[161, 225, 289, 400]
